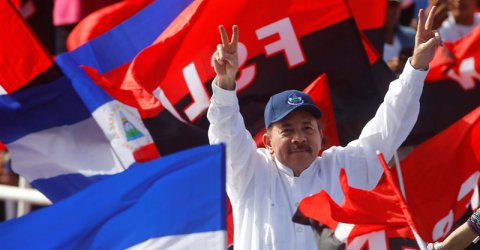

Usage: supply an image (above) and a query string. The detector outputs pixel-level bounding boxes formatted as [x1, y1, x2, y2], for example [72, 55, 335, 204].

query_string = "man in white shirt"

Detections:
[439, 0, 480, 42]
[208, 7, 442, 250]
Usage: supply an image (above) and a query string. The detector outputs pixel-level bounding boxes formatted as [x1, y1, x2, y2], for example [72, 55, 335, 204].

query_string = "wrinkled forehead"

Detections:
[272, 110, 319, 127]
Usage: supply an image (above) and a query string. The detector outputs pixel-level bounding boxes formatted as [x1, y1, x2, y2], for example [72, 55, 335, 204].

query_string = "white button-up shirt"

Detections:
[207, 62, 427, 250]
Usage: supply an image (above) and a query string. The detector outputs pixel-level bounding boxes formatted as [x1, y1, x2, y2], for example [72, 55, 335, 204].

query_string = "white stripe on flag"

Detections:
[9, 117, 125, 181]
[127, 231, 226, 250]
[334, 222, 354, 242]
[0, 85, 6, 95]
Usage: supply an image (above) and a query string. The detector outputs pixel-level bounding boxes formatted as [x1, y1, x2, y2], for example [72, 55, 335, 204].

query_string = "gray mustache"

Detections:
[289, 144, 312, 153]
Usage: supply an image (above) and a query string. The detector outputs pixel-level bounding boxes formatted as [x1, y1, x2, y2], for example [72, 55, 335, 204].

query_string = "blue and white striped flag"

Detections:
[0, 144, 226, 249]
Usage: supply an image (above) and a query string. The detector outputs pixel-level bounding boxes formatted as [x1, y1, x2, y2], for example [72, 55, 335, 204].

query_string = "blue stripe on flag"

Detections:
[0, 144, 226, 249]
[31, 174, 112, 203]
[64, 0, 193, 74]
[55, 53, 114, 112]
[0, 76, 91, 143]
[54, 0, 193, 112]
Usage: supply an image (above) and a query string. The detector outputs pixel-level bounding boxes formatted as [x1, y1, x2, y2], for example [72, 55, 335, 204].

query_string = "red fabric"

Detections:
[0, 141, 7, 151]
[377, 152, 421, 238]
[0, 0, 53, 93]
[133, 142, 160, 162]
[360, 32, 380, 64]
[426, 25, 480, 82]
[67, 0, 154, 51]
[9, 0, 21, 8]
[303, 74, 340, 149]
[82, 65, 164, 118]
[226, 197, 234, 246]
[345, 0, 386, 30]
[299, 169, 408, 241]
[345, 226, 416, 248]
[400, 107, 480, 242]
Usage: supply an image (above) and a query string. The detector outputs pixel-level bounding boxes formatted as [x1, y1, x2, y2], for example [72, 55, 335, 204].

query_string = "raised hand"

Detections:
[411, 6, 443, 70]
[212, 25, 239, 90]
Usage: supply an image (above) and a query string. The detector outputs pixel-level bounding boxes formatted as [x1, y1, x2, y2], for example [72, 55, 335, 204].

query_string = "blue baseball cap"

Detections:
[264, 90, 322, 128]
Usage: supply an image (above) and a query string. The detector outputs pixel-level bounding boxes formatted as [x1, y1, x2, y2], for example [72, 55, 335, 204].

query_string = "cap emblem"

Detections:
[287, 93, 304, 106]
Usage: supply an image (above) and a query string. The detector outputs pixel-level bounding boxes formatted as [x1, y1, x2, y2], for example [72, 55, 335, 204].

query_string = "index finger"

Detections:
[425, 5, 436, 30]
[218, 25, 229, 46]
[417, 9, 426, 31]
[230, 25, 239, 47]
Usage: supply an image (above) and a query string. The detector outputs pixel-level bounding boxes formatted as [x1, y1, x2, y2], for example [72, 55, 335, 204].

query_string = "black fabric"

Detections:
[54, 24, 76, 54]
[292, 209, 345, 250]
[405, 79, 480, 145]
[143, 111, 209, 156]
[363, 27, 386, 56]
[26, 0, 55, 54]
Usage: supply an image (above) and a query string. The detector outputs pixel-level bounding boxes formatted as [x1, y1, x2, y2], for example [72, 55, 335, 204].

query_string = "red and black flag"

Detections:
[346, 0, 387, 54]
[406, 25, 480, 145]
[400, 106, 480, 243]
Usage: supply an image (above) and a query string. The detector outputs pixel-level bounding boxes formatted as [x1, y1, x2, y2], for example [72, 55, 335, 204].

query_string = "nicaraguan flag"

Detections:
[0, 144, 226, 249]
[0, 0, 197, 202]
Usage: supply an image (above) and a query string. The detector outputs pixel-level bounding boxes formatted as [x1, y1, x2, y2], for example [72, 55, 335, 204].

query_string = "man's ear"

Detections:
[263, 132, 274, 154]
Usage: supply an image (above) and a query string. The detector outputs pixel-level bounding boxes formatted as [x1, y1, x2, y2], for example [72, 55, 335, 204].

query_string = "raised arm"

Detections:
[208, 26, 265, 202]
[329, 7, 443, 191]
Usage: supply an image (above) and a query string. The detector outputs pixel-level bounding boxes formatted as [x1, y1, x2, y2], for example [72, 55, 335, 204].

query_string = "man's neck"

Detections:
[292, 169, 303, 177]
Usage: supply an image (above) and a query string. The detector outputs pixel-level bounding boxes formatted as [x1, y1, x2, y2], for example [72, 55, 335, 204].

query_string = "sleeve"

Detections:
[207, 79, 265, 202]
[324, 59, 428, 193]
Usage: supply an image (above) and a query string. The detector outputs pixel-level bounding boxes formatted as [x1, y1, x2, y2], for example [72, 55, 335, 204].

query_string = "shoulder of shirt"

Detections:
[318, 145, 345, 159]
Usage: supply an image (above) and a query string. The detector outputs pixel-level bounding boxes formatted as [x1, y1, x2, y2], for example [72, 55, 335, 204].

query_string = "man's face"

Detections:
[264, 110, 322, 173]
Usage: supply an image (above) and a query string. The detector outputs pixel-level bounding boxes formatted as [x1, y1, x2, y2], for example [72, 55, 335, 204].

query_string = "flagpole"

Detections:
[377, 150, 427, 250]
[393, 152, 407, 200]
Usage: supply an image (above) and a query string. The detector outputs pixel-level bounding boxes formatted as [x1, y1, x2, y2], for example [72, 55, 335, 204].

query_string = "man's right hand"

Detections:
[212, 25, 239, 90]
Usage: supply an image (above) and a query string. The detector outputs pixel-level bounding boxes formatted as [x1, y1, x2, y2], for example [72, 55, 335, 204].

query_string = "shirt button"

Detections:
[296, 227, 303, 233]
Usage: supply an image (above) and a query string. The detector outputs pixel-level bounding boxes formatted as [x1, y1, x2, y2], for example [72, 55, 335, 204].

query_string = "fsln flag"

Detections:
[400, 106, 480, 242]
[346, 0, 387, 54]
[406, 25, 480, 145]
[0, 144, 226, 250]
[297, 168, 418, 248]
